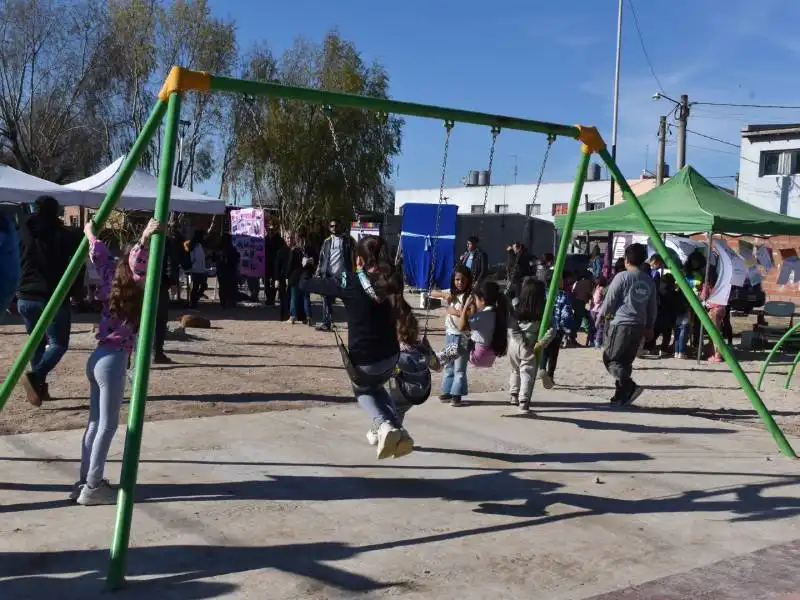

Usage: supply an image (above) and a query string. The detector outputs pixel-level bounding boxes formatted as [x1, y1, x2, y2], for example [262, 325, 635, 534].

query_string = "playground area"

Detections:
[1, 302, 800, 438]
[2, 380, 800, 599]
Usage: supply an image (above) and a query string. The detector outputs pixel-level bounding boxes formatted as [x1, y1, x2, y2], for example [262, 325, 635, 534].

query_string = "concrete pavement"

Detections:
[1, 390, 799, 599]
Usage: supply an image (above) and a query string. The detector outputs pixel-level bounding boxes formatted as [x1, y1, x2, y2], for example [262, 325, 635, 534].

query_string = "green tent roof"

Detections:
[555, 165, 800, 235]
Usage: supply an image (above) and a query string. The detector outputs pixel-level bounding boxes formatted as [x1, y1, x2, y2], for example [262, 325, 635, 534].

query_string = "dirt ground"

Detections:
[1, 293, 800, 437]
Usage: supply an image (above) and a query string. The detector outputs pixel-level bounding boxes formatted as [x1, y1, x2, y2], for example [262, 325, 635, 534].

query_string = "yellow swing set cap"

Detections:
[575, 125, 606, 154]
[158, 66, 211, 101]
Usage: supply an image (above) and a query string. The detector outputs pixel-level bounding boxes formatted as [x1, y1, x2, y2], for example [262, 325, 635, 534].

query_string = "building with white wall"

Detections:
[738, 124, 800, 217]
[394, 162, 661, 222]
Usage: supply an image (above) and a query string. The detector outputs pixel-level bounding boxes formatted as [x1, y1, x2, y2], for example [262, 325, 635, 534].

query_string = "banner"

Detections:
[707, 239, 747, 306]
[738, 240, 762, 286]
[757, 245, 774, 272]
[230, 208, 266, 278]
[350, 221, 381, 242]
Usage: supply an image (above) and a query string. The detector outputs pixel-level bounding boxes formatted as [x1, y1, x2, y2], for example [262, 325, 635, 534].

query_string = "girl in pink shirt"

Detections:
[71, 218, 161, 506]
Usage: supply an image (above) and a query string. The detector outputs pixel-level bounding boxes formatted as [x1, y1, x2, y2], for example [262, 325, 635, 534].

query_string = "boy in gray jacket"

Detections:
[599, 243, 657, 407]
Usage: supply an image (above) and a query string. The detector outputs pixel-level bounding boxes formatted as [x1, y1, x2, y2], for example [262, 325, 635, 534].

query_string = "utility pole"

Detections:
[174, 119, 191, 186]
[605, 0, 624, 275]
[676, 94, 689, 169]
[656, 115, 667, 185]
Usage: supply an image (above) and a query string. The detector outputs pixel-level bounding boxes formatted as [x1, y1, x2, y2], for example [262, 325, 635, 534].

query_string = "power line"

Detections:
[686, 128, 740, 149]
[694, 101, 800, 110]
[627, 0, 664, 92]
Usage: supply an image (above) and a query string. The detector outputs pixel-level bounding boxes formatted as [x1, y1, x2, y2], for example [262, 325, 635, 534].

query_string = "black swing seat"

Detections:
[334, 329, 395, 389]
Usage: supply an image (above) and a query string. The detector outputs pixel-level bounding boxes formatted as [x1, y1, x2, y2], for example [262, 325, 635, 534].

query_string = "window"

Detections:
[470, 205, 485, 214]
[494, 204, 508, 214]
[791, 151, 800, 174]
[761, 150, 781, 176]
[70, 216, 79, 227]
[587, 202, 605, 211]
[551, 203, 568, 216]
[526, 203, 541, 216]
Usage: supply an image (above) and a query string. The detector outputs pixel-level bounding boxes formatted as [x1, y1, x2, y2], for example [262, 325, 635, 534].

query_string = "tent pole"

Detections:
[697, 231, 714, 364]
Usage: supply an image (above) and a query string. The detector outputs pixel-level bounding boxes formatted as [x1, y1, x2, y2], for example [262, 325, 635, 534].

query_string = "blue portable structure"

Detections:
[400, 203, 458, 289]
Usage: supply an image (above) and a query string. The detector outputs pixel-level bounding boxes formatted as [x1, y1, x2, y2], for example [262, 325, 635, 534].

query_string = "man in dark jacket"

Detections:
[506, 242, 533, 296]
[315, 218, 354, 331]
[262, 221, 284, 305]
[16, 196, 82, 405]
[458, 236, 488, 286]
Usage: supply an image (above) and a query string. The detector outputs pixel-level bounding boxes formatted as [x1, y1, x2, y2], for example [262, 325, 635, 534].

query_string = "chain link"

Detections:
[423, 120, 454, 336]
[475, 127, 501, 241]
[507, 134, 556, 284]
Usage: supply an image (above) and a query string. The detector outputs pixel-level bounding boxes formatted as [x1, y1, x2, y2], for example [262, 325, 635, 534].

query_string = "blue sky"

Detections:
[206, 0, 800, 196]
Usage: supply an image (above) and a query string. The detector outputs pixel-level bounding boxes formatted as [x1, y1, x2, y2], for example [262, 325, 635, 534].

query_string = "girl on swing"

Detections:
[430, 266, 473, 407]
[299, 235, 413, 460]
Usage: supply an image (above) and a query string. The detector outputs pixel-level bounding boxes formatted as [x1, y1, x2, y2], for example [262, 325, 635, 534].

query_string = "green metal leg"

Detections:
[0, 100, 167, 413]
[598, 147, 797, 458]
[784, 349, 800, 390]
[755, 320, 800, 391]
[538, 151, 591, 339]
[106, 92, 182, 590]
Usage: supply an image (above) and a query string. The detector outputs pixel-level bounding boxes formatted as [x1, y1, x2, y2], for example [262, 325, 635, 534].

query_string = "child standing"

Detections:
[539, 271, 575, 389]
[72, 218, 160, 505]
[588, 275, 608, 348]
[300, 235, 411, 459]
[599, 243, 657, 407]
[431, 266, 473, 407]
[438, 279, 509, 375]
[508, 277, 555, 412]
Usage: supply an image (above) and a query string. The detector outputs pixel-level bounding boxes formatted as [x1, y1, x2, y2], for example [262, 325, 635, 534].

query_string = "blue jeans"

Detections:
[17, 299, 72, 380]
[353, 354, 401, 428]
[290, 286, 311, 320]
[82, 345, 128, 487]
[441, 332, 469, 397]
[675, 315, 690, 353]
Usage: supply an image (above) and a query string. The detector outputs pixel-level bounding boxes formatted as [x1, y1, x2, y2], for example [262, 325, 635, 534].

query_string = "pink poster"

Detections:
[230, 208, 266, 277]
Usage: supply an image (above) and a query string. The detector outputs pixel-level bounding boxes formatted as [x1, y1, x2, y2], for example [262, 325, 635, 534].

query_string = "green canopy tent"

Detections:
[555, 165, 800, 235]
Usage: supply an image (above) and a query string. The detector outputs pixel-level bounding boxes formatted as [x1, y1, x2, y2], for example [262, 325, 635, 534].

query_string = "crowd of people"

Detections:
[0, 196, 735, 505]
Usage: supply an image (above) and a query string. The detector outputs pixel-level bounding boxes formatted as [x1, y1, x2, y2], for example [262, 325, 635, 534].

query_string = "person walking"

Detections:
[315, 218, 354, 332]
[17, 196, 82, 405]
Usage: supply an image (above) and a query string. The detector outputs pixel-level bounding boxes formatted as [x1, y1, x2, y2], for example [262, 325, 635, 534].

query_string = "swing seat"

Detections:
[468, 344, 497, 368]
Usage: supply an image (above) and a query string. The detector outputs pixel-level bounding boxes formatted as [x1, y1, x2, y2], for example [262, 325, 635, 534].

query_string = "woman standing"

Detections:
[286, 229, 315, 325]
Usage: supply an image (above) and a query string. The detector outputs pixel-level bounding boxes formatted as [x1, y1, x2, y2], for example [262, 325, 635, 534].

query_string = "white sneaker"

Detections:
[393, 429, 414, 459]
[366, 428, 379, 446]
[540, 373, 554, 389]
[69, 481, 85, 502]
[77, 479, 118, 506]
[376, 422, 401, 460]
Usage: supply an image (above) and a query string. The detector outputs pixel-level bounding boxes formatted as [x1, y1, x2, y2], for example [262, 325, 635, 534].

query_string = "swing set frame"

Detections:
[0, 65, 795, 591]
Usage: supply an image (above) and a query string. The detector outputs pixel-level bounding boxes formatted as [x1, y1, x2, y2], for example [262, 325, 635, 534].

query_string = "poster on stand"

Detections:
[230, 208, 266, 278]
[350, 221, 381, 242]
[707, 239, 746, 306]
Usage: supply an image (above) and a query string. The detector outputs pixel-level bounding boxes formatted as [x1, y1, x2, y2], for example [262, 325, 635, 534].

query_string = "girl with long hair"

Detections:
[300, 235, 412, 459]
[508, 277, 555, 412]
[71, 218, 161, 505]
[430, 265, 473, 407]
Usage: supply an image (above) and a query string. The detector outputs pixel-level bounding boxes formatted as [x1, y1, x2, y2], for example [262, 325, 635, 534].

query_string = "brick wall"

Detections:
[704, 234, 800, 303]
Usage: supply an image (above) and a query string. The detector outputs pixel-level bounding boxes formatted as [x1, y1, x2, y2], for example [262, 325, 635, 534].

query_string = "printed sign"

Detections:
[350, 221, 381, 242]
[707, 239, 747, 306]
[738, 240, 762, 286]
[757, 245, 774, 272]
[230, 208, 266, 277]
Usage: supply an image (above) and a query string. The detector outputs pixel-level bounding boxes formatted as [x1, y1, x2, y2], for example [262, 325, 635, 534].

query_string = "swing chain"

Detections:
[324, 106, 350, 193]
[507, 134, 556, 285]
[479, 127, 501, 215]
[423, 120, 455, 336]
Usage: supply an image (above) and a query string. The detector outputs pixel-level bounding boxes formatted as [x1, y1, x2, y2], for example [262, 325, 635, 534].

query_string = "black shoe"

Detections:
[439, 393, 452, 403]
[153, 353, 173, 365]
[21, 372, 45, 407]
[621, 382, 643, 407]
[316, 323, 332, 332]
[450, 395, 463, 407]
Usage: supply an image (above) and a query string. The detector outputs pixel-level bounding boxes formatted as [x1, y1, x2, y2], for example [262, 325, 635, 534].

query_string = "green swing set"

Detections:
[0, 66, 795, 591]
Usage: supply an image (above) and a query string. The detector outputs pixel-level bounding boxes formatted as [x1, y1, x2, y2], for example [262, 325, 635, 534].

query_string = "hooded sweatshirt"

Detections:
[17, 214, 82, 303]
[299, 269, 399, 365]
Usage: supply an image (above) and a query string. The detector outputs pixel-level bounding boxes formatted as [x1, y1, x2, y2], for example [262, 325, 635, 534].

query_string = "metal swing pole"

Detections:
[598, 147, 796, 458]
[107, 91, 182, 589]
[0, 100, 168, 412]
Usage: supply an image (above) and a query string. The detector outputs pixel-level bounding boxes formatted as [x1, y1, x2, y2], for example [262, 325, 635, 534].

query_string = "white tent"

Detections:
[67, 156, 226, 215]
[0, 164, 85, 205]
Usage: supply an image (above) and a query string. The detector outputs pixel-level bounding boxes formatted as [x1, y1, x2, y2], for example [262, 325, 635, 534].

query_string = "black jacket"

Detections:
[458, 247, 488, 283]
[288, 243, 317, 287]
[506, 247, 533, 284]
[318, 234, 354, 277]
[17, 215, 82, 303]
[264, 232, 284, 278]
[299, 271, 399, 365]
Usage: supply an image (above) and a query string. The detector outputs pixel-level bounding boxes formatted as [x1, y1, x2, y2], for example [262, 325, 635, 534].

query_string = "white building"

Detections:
[394, 163, 662, 222]
[739, 124, 800, 216]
